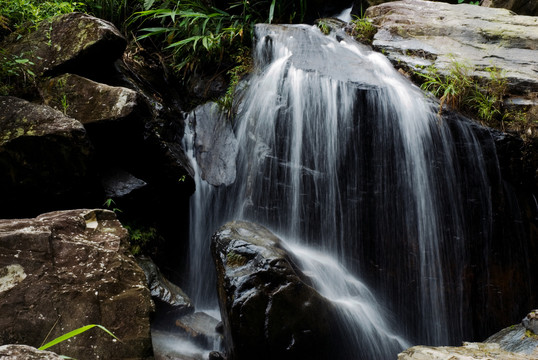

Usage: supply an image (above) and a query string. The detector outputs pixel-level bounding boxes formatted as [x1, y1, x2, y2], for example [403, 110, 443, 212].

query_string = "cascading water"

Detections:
[183, 22, 499, 357]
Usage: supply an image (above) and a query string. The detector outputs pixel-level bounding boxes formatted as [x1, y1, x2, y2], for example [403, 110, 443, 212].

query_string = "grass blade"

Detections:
[38, 324, 119, 351]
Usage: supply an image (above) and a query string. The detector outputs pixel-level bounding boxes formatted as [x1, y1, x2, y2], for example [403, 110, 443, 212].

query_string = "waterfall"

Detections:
[184, 23, 498, 357]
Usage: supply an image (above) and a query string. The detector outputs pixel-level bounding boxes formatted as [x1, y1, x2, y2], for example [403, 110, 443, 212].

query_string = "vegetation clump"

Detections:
[415, 60, 532, 131]
[347, 14, 377, 45]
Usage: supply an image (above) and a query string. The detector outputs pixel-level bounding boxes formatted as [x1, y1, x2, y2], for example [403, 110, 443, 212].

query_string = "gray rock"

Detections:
[40, 73, 141, 124]
[1, 12, 126, 77]
[211, 221, 336, 360]
[137, 255, 193, 315]
[175, 312, 222, 349]
[0, 345, 64, 360]
[522, 309, 538, 335]
[187, 102, 238, 186]
[486, 323, 538, 355]
[0, 209, 154, 359]
[397, 342, 533, 359]
[366, 0, 538, 118]
[102, 168, 147, 198]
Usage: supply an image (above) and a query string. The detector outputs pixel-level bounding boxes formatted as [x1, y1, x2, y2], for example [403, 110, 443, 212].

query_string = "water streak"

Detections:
[184, 23, 495, 357]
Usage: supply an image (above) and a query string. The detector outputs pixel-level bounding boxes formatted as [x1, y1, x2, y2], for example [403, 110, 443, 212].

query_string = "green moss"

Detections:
[226, 251, 247, 268]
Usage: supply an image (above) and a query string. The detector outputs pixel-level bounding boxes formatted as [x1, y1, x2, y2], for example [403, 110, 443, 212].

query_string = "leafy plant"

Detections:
[0, 49, 35, 95]
[131, 1, 254, 77]
[217, 46, 252, 114]
[103, 198, 122, 213]
[0, 0, 85, 32]
[124, 223, 159, 255]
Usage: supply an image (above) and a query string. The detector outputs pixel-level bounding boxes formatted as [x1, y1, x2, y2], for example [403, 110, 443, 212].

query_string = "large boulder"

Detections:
[366, 0, 538, 120]
[1, 12, 126, 78]
[211, 221, 337, 360]
[0, 209, 154, 359]
[39, 73, 142, 125]
[0, 96, 96, 217]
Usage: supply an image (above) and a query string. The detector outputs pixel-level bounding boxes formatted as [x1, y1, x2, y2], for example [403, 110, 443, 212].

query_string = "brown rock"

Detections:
[39, 73, 141, 125]
[0, 209, 154, 359]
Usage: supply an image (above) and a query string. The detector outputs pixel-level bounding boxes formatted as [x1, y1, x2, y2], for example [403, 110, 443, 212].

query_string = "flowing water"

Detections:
[183, 23, 497, 358]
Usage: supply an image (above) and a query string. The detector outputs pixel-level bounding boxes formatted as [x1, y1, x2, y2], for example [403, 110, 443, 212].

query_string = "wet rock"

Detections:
[0, 96, 95, 217]
[0, 345, 64, 360]
[211, 221, 336, 360]
[137, 255, 194, 317]
[187, 102, 238, 186]
[366, 0, 538, 119]
[208, 351, 227, 360]
[39, 73, 142, 125]
[485, 323, 538, 355]
[175, 312, 222, 349]
[1, 12, 126, 78]
[522, 310, 538, 334]
[0, 209, 153, 359]
[152, 329, 211, 360]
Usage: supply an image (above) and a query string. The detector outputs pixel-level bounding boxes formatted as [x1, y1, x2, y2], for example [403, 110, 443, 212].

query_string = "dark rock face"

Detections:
[0, 96, 96, 218]
[0, 209, 153, 359]
[187, 103, 238, 186]
[2, 12, 126, 78]
[211, 221, 337, 360]
[0, 345, 64, 360]
[137, 255, 194, 318]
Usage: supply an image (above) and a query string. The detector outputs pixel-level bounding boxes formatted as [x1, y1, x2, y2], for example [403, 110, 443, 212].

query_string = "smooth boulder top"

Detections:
[366, 0, 538, 94]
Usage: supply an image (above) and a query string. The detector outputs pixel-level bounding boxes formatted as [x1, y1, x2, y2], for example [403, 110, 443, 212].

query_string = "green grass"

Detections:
[415, 60, 531, 130]
[348, 15, 377, 45]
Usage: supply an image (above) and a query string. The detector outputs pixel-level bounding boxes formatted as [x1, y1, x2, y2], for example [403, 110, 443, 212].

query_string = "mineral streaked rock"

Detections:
[0, 264, 27, 293]
[398, 342, 533, 359]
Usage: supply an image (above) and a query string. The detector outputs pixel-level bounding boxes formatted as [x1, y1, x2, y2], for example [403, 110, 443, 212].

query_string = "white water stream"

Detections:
[183, 22, 494, 358]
